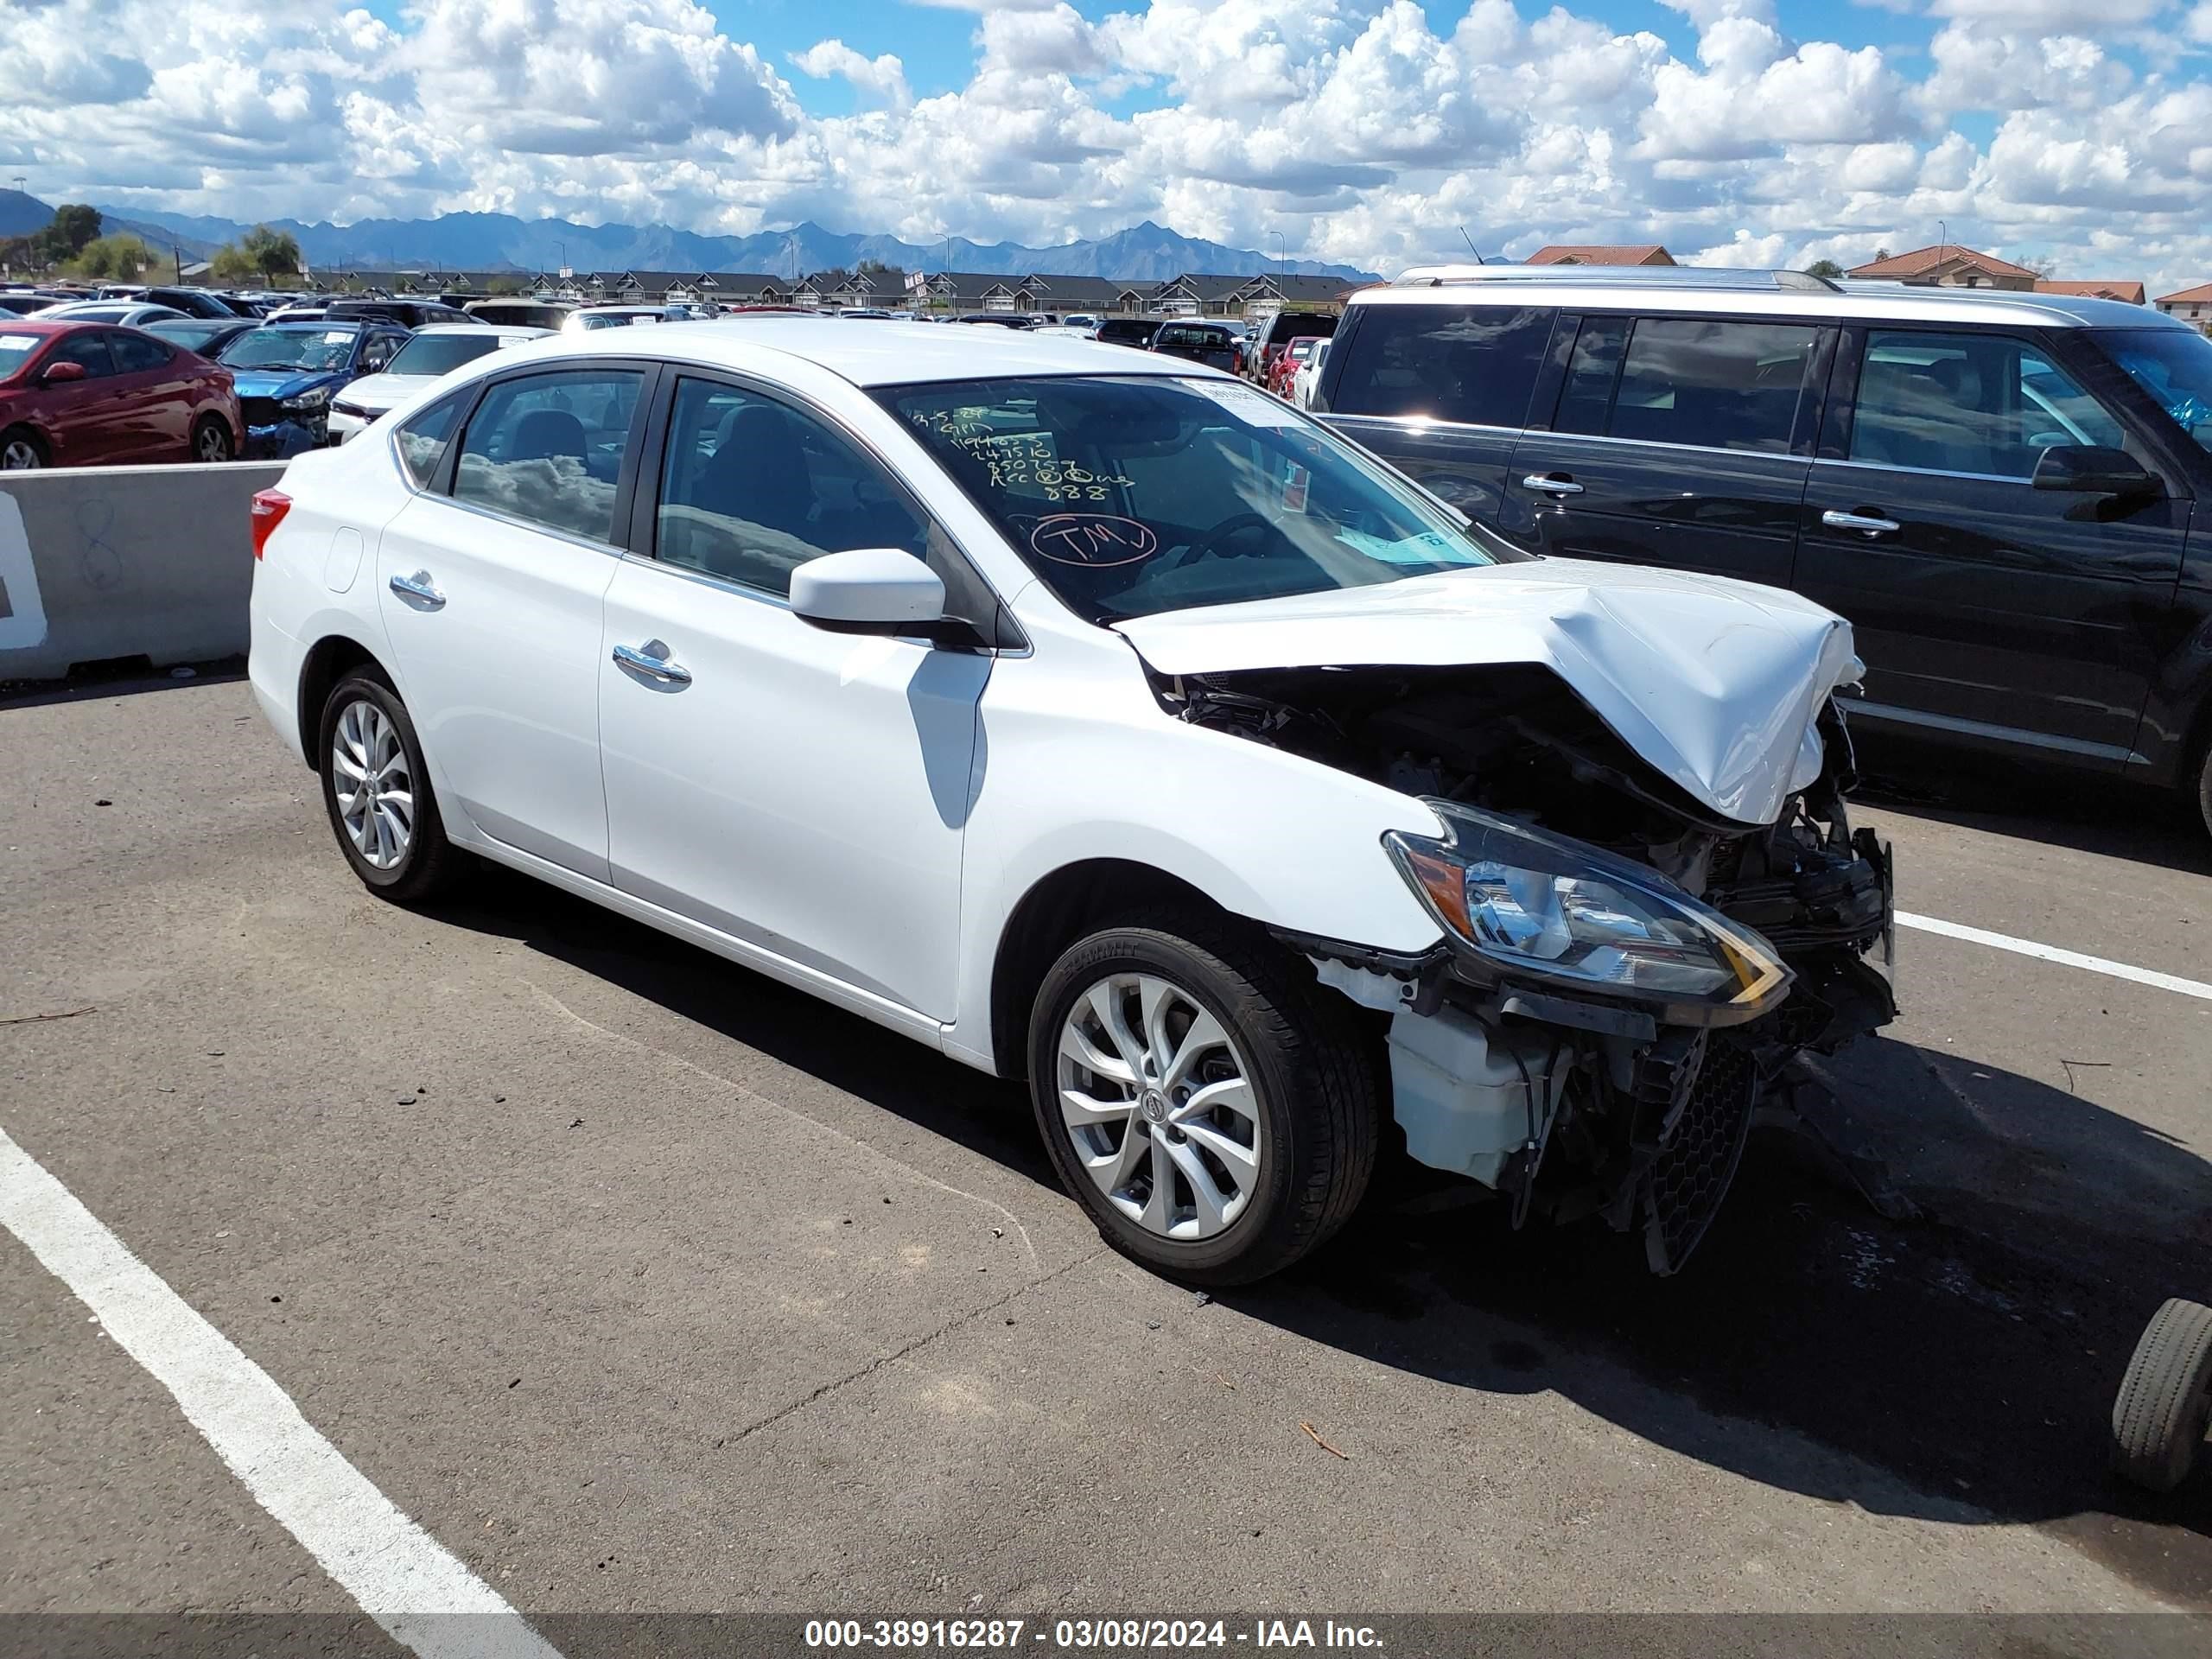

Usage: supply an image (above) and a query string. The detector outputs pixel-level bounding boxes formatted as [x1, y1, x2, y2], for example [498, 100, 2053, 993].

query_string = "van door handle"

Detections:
[1821, 509, 1900, 536]
[612, 641, 692, 686]
[1522, 473, 1584, 496]
[388, 570, 445, 607]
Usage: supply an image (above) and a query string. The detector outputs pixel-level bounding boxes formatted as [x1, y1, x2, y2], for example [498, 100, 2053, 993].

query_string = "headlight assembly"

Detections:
[282, 386, 329, 413]
[1384, 802, 1790, 1026]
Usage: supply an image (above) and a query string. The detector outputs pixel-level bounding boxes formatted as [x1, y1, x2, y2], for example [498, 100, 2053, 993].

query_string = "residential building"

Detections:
[2034, 279, 2145, 305]
[1526, 245, 1675, 267]
[2155, 283, 2212, 334]
[1847, 245, 2041, 289]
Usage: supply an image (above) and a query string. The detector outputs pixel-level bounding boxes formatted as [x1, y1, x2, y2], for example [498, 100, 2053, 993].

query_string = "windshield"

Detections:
[387, 333, 507, 378]
[219, 327, 358, 372]
[0, 331, 45, 380]
[880, 374, 1509, 622]
[147, 321, 232, 351]
[2096, 327, 2212, 453]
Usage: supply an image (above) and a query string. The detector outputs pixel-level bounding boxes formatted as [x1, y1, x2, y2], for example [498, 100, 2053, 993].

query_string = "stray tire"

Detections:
[1, 426, 45, 470]
[190, 416, 233, 465]
[317, 670, 463, 905]
[2112, 1297, 2212, 1492]
[1028, 918, 1381, 1287]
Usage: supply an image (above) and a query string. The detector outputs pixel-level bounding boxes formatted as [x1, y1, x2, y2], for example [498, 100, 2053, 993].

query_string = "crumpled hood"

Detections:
[1112, 556, 1863, 826]
[342, 373, 437, 414]
[229, 369, 340, 404]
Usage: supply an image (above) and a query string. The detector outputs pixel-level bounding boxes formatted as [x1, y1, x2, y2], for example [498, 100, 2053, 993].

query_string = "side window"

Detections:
[451, 369, 643, 541]
[359, 334, 399, 372]
[1553, 316, 1628, 435]
[654, 376, 927, 598]
[110, 333, 173, 374]
[393, 389, 471, 488]
[1606, 318, 1816, 453]
[1325, 304, 1554, 428]
[1851, 331, 2127, 478]
[51, 333, 118, 379]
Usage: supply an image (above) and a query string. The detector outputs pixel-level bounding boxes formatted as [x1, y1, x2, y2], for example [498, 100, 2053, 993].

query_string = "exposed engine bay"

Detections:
[1154, 661, 1897, 1274]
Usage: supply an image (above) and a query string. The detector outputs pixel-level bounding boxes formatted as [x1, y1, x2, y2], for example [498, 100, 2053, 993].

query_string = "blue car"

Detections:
[214, 321, 410, 458]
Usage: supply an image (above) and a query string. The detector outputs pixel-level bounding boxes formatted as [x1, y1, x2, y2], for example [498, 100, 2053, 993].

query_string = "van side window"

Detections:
[1850, 331, 2126, 479]
[1553, 317, 1628, 435]
[1326, 305, 1554, 428]
[1605, 319, 1816, 453]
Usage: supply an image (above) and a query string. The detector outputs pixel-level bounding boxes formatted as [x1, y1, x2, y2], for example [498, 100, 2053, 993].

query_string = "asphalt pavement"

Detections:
[3, 673, 2209, 1648]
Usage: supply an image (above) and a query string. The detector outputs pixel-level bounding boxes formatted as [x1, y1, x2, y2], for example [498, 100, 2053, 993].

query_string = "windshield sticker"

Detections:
[0, 334, 35, 351]
[1335, 527, 1482, 567]
[324, 330, 353, 344]
[1184, 379, 1300, 427]
[1282, 465, 1310, 513]
[1029, 514, 1159, 567]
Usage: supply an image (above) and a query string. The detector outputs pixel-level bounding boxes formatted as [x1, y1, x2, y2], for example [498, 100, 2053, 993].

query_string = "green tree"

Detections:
[240, 224, 303, 283]
[1805, 257, 1843, 278]
[485, 273, 524, 296]
[65, 234, 153, 279]
[208, 244, 260, 283]
[49, 203, 101, 257]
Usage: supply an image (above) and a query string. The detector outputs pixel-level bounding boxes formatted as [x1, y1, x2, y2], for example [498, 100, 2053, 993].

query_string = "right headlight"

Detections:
[1384, 801, 1790, 1027]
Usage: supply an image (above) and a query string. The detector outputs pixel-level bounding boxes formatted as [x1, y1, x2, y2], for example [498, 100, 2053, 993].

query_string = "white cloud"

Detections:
[791, 40, 913, 110]
[2, 0, 2210, 299]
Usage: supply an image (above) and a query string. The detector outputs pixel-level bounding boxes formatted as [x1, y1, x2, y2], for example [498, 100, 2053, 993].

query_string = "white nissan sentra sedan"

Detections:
[247, 320, 1896, 1282]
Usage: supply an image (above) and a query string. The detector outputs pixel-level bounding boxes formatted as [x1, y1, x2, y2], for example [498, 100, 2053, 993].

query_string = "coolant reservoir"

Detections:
[1386, 1005, 1561, 1186]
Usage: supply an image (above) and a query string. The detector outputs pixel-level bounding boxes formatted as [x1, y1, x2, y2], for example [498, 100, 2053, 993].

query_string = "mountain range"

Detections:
[0, 191, 1376, 283]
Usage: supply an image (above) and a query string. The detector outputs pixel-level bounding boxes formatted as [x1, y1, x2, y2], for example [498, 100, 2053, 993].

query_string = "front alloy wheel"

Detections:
[1, 431, 42, 469]
[1058, 973, 1264, 1240]
[1029, 919, 1381, 1286]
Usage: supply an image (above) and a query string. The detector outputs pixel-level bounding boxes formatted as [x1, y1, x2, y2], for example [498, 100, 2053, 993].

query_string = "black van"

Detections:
[1314, 267, 2212, 833]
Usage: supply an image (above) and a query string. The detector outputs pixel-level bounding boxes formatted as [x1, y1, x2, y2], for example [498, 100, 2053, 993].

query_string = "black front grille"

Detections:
[241, 396, 283, 428]
[1642, 1039, 1758, 1274]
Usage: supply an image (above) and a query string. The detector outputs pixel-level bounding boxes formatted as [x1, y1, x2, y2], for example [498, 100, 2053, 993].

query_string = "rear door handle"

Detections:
[1821, 509, 1900, 536]
[1522, 473, 1584, 496]
[612, 641, 692, 686]
[388, 570, 445, 607]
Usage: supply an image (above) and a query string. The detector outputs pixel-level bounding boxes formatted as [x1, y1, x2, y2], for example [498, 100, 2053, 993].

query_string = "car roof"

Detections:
[472, 316, 1220, 389]
[1365, 265, 2198, 332]
[264, 318, 368, 331]
[408, 322, 546, 338]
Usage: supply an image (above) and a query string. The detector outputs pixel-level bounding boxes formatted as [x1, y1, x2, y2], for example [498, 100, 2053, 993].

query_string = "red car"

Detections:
[0, 318, 243, 470]
[1268, 335, 1324, 398]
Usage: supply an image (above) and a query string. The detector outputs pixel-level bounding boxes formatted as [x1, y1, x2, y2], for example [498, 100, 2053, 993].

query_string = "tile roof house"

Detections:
[1847, 245, 2040, 290]
[2155, 283, 2212, 334]
[907, 270, 1147, 315]
[1526, 245, 1675, 267]
[2033, 279, 2145, 304]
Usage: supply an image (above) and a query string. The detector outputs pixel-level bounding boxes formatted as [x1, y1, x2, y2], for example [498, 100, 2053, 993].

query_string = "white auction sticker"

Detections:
[1183, 378, 1301, 427]
[0, 334, 36, 350]
[324, 330, 353, 343]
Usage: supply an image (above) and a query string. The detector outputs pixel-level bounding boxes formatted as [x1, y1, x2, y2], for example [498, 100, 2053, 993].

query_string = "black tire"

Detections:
[2112, 1297, 2212, 1492]
[2195, 742, 2212, 844]
[1027, 917, 1382, 1287]
[190, 415, 233, 465]
[1, 425, 46, 470]
[316, 669, 464, 905]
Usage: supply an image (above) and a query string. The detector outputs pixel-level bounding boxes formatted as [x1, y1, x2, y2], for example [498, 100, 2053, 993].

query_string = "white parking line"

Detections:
[0, 1126, 563, 1659]
[1897, 911, 2212, 1002]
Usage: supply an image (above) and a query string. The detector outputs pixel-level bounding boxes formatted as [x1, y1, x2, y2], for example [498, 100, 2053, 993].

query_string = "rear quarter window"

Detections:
[1327, 304, 1556, 428]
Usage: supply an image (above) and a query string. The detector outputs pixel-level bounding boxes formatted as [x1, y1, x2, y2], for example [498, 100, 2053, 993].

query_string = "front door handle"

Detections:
[612, 640, 692, 686]
[1522, 473, 1585, 496]
[388, 570, 445, 607]
[1821, 508, 1900, 537]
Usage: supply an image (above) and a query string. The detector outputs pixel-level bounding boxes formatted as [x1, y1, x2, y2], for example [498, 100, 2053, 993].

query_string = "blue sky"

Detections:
[3, 0, 2210, 292]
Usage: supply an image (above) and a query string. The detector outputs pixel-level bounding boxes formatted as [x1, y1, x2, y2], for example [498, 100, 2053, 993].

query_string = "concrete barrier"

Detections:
[0, 461, 286, 682]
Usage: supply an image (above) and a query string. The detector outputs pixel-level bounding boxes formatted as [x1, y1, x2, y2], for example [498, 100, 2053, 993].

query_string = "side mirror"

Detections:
[790, 547, 950, 639]
[39, 359, 86, 385]
[2031, 444, 2161, 499]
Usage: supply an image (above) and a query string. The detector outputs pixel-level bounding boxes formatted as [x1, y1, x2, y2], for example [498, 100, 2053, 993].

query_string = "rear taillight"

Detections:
[249, 489, 291, 560]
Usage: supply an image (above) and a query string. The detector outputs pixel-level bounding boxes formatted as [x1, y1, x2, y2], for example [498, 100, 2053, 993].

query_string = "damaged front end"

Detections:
[1160, 661, 1895, 1274]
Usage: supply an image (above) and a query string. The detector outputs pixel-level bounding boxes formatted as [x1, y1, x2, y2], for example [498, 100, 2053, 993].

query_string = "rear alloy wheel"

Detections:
[1029, 919, 1381, 1286]
[1, 428, 44, 469]
[318, 671, 462, 904]
[191, 416, 233, 464]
